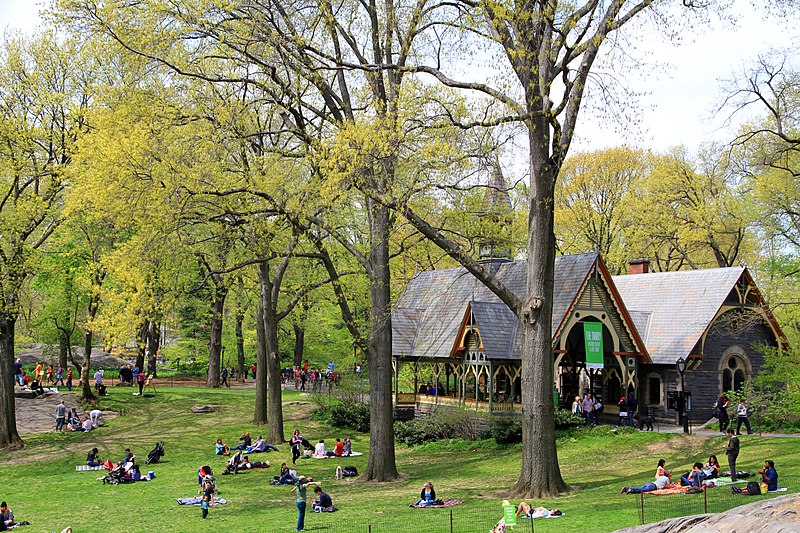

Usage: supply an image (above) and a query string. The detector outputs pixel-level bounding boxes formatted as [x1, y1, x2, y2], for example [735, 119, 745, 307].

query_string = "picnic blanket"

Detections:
[312, 451, 363, 459]
[177, 497, 229, 506]
[76, 465, 106, 471]
[703, 478, 748, 488]
[409, 500, 464, 508]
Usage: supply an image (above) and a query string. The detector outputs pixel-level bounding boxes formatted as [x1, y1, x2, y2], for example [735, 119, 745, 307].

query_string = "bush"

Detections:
[554, 408, 585, 429]
[328, 400, 370, 433]
[486, 416, 522, 444]
[395, 409, 486, 446]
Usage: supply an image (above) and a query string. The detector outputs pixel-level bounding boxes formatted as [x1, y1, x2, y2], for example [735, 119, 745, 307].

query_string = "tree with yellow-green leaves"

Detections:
[626, 146, 757, 272]
[54, 0, 478, 481]
[0, 33, 92, 448]
[555, 146, 652, 273]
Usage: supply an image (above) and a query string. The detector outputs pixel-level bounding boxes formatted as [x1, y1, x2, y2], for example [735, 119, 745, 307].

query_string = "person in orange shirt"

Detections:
[34, 362, 44, 383]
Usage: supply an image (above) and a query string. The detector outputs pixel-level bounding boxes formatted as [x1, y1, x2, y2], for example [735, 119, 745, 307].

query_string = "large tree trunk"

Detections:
[58, 330, 69, 371]
[81, 330, 95, 401]
[146, 321, 160, 377]
[0, 315, 23, 449]
[235, 312, 245, 383]
[255, 292, 268, 424]
[293, 323, 304, 368]
[362, 200, 399, 481]
[513, 136, 568, 499]
[256, 262, 285, 443]
[207, 287, 227, 388]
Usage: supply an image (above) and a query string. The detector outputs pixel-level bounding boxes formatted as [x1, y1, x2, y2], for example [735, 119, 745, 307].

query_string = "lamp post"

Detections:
[676, 357, 689, 434]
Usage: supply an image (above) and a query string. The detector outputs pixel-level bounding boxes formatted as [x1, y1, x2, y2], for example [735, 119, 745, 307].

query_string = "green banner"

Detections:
[503, 504, 517, 526]
[584, 322, 604, 369]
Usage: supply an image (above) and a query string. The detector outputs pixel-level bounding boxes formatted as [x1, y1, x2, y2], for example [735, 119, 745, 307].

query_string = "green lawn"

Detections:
[1, 386, 797, 533]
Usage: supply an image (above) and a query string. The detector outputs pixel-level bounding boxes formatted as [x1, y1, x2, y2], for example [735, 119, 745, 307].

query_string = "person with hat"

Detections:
[291, 475, 320, 532]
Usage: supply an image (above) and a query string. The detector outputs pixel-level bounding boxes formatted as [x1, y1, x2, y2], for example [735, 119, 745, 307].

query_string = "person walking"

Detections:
[13, 359, 23, 387]
[291, 476, 320, 532]
[66, 367, 73, 391]
[55, 400, 67, 432]
[221, 367, 229, 388]
[715, 394, 730, 433]
[137, 370, 146, 396]
[55, 366, 65, 386]
[736, 399, 753, 435]
[723, 428, 740, 482]
[626, 391, 638, 427]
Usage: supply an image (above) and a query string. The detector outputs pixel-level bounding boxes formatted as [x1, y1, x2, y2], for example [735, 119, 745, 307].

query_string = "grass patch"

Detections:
[1, 386, 798, 532]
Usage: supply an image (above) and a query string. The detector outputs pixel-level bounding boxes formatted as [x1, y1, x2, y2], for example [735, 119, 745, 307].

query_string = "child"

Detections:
[201, 476, 215, 519]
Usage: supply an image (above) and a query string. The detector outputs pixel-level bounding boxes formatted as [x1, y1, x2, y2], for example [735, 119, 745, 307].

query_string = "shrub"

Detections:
[554, 408, 585, 429]
[486, 416, 522, 444]
[395, 409, 486, 445]
[328, 400, 370, 433]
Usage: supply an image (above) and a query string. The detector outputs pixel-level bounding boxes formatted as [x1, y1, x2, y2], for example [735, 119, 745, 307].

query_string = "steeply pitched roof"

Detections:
[393, 253, 601, 360]
[612, 267, 745, 364]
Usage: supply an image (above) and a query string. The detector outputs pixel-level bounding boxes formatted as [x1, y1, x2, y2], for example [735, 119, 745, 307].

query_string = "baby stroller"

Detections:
[102, 458, 136, 485]
[146, 441, 165, 464]
[221, 450, 243, 475]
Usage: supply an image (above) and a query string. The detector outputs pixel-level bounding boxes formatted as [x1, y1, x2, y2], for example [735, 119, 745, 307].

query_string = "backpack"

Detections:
[342, 466, 358, 477]
[746, 481, 761, 496]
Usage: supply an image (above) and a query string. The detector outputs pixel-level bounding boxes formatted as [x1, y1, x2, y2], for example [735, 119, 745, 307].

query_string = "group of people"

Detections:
[56, 403, 103, 433]
[571, 392, 606, 426]
[620, 449, 779, 495]
[291, 476, 335, 531]
[13, 359, 74, 391]
[282, 360, 338, 392]
[216, 433, 279, 456]
[714, 395, 753, 435]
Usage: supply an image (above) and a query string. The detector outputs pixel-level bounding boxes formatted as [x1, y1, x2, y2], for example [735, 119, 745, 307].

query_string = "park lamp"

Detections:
[675, 356, 689, 434]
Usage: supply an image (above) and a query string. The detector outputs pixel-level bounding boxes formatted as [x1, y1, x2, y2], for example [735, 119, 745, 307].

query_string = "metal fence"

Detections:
[639, 482, 795, 525]
[265, 505, 565, 532]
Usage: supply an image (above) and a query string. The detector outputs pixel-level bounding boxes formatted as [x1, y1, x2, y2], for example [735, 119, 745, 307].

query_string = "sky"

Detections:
[0, 0, 796, 155]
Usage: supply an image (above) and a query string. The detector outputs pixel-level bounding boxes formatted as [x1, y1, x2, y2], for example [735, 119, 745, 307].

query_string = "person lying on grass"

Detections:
[245, 435, 279, 454]
[620, 459, 672, 494]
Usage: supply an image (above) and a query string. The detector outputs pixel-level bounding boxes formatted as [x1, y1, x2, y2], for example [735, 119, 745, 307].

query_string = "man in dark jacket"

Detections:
[724, 428, 740, 481]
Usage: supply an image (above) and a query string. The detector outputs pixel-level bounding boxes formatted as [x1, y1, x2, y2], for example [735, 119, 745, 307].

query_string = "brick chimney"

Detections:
[628, 258, 650, 275]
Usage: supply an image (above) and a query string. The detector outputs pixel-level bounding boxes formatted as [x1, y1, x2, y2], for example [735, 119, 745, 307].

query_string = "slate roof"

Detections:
[392, 252, 599, 360]
[612, 267, 745, 365]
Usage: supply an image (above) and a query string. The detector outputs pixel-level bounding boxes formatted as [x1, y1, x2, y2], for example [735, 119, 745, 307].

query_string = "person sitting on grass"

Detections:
[333, 438, 344, 457]
[311, 485, 334, 512]
[680, 462, 705, 488]
[760, 460, 778, 492]
[87, 447, 102, 467]
[343, 437, 352, 456]
[215, 438, 230, 456]
[0, 501, 15, 530]
[703, 455, 721, 479]
[414, 482, 443, 506]
[81, 415, 93, 432]
[232, 432, 252, 451]
[273, 463, 296, 485]
[313, 439, 336, 458]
